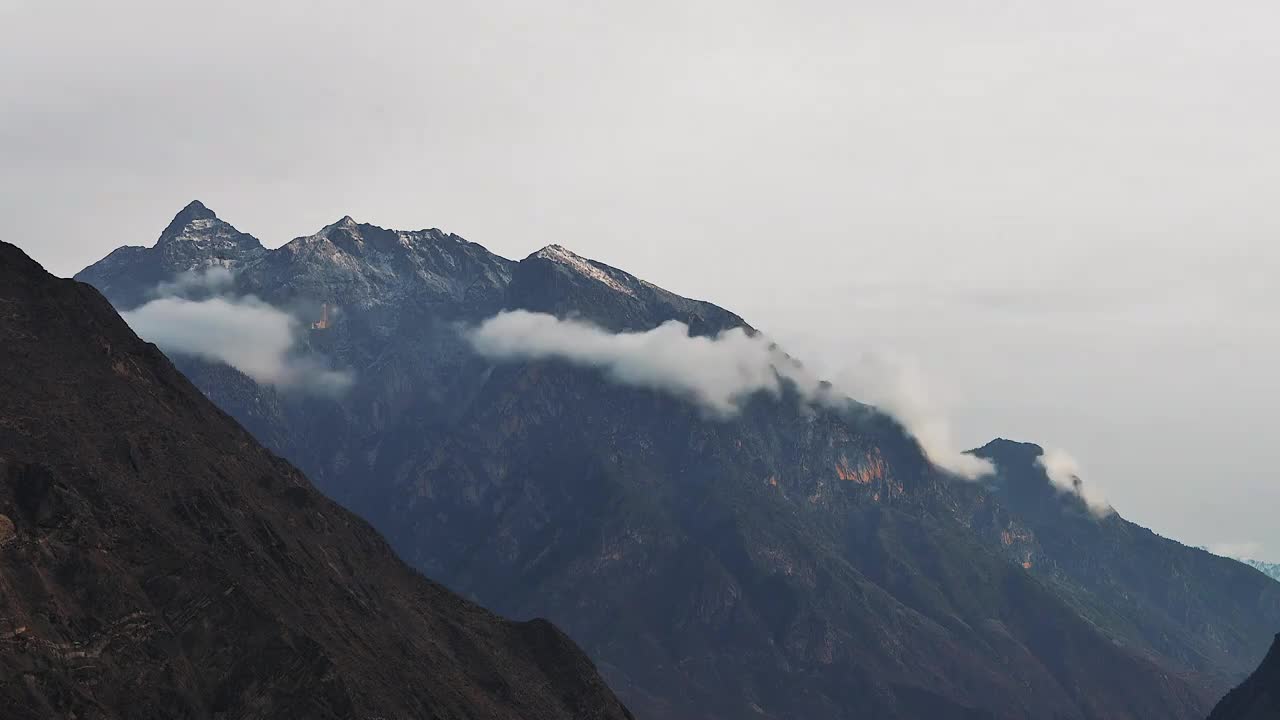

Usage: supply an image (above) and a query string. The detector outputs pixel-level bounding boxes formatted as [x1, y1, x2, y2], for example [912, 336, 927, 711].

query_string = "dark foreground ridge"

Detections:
[1208, 635, 1280, 720]
[0, 240, 633, 719]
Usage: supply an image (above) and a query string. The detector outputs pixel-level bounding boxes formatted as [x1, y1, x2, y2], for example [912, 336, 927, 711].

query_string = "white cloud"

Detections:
[122, 294, 353, 394]
[828, 354, 994, 480]
[468, 310, 789, 416]
[1036, 447, 1113, 517]
[152, 265, 235, 298]
[467, 310, 992, 479]
[1209, 541, 1265, 561]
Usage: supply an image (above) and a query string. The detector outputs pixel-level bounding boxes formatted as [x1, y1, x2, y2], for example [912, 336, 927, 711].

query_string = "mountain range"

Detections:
[0, 240, 631, 719]
[72, 201, 1280, 719]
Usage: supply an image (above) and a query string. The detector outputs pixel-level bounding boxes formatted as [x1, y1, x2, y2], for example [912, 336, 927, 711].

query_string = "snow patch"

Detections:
[535, 245, 636, 297]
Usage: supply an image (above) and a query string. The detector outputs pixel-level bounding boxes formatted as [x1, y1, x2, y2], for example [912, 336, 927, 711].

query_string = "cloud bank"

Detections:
[1036, 448, 1113, 517]
[466, 310, 993, 479]
[123, 287, 353, 395]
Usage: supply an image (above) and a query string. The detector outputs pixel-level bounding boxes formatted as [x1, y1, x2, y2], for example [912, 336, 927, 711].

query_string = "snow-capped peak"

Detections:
[533, 244, 636, 297]
[153, 200, 263, 264]
[158, 200, 219, 242]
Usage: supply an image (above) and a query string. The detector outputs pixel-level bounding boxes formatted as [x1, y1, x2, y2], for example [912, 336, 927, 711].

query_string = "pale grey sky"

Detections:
[3, 1, 1277, 558]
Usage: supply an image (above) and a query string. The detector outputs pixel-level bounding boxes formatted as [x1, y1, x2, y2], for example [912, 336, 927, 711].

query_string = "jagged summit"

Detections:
[73, 201, 264, 309]
[506, 242, 749, 337]
[532, 242, 573, 257]
[531, 243, 599, 264]
[317, 215, 369, 238]
[308, 215, 404, 247]
[154, 199, 262, 256]
[316, 214, 453, 241]
[529, 243, 637, 297]
[159, 199, 218, 239]
[301, 217, 459, 252]
[175, 198, 217, 220]
[313, 214, 368, 241]
[286, 217, 463, 260]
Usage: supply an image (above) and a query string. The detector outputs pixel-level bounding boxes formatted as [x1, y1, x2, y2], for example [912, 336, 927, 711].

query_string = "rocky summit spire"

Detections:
[150, 199, 264, 263]
[159, 199, 218, 241]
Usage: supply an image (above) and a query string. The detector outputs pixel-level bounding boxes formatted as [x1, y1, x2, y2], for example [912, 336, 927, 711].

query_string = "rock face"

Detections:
[1242, 560, 1280, 583]
[970, 440, 1280, 679]
[1208, 635, 1280, 720]
[77, 200, 266, 309]
[74, 202, 1280, 719]
[0, 240, 633, 720]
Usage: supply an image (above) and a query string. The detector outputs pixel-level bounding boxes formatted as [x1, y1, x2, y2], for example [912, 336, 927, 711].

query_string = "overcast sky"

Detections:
[3, 1, 1277, 559]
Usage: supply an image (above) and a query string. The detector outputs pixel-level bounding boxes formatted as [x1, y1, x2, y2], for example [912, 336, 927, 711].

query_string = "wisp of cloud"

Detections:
[827, 353, 995, 479]
[466, 310, 993, 479]
[151, 265, 235, 298]
[1208, 541, 1265, 561]
[123, 277, 353, 394]
[1036, 448, 1113, 517]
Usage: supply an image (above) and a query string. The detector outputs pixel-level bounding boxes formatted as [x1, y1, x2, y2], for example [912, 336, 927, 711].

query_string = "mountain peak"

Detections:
[178, 198, 215, 218]
[150, 199, 264, 262]
[969, 438, 1052, 492]
[530, 244, 636, 297]
[316, 215, 373, 239]
[533, 243, 593, 263]
[971, 438, 1045, 464]
[159, 199, 218, 240]
[534, 242, 571, 256]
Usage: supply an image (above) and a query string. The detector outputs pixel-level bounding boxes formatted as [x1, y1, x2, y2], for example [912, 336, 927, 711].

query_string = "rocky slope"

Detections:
[0, 240, 633, 720]
[1242, 560, 1280, 583]
[971, 440, 1280, 678]
[73, 201, 1280, 719]
[1207, 635, 1280, 720]
[78, 200, 265, 309]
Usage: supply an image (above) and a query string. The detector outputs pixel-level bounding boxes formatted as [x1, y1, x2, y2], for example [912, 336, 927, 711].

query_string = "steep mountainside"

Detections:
[75, 202, 1280, 719]
[1207, 635, 1280, 720]
[1242, 560, 1280, 583]
[971, 440, 1280, 677]
[0, 240, 632, 720]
